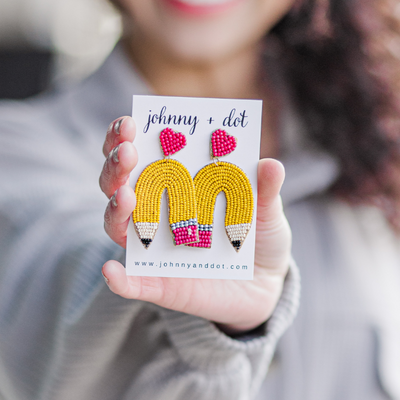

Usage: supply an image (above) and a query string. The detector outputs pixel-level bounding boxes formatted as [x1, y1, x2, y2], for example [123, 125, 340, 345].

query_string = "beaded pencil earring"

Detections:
[187, 129, 254, 252]
[132, 128, 199, 249]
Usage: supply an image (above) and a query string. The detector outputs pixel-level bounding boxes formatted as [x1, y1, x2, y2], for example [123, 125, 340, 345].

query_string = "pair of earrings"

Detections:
[132, 128, 254, 252]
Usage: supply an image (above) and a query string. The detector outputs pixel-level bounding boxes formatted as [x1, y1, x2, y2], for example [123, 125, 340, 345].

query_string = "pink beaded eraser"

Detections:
[211, 129, 237, 158]
[160, 127, 187, 157]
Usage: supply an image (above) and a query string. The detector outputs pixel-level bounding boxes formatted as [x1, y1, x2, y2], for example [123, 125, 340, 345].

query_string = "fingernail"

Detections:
[102, 271, 110, 285]
[114, 118, 124, 135]
[111, 189, 118, 207]
[111, 144, 121, 163]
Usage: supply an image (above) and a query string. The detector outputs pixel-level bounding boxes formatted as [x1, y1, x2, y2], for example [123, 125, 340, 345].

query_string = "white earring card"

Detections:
[126, 95, 262, 280]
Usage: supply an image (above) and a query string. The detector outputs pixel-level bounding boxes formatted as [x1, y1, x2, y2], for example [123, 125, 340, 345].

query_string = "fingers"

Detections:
[100, 139, 138, 199]
[104, 184, 136, 248]
[101, 116, 137, 246]
[255, 158, 291, 273]
[258, 158, 285, 211]
[257, 158, 285, 217]
[102, 260, 164, 301]
[101, 116, 137, 198]
[102, 260, 134, 297]
[103, 117, 136, 157]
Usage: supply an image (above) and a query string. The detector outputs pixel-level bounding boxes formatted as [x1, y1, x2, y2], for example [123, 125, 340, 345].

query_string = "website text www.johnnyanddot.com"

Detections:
[133, 261, 248, 270]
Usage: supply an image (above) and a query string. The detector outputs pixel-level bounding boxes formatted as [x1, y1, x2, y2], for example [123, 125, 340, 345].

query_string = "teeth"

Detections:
[176, 0, 233, 6]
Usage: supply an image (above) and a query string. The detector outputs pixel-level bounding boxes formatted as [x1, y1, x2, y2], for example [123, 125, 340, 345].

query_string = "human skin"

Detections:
[100, 0, 295, 334]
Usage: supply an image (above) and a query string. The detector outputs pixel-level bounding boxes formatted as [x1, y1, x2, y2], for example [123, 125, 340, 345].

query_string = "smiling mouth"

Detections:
[173, 0, 234, 4]
[162, 0, 243, 15]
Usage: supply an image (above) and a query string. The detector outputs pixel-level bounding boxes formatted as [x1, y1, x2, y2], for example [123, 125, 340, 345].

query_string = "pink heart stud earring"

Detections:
[211, 129, 237, 158]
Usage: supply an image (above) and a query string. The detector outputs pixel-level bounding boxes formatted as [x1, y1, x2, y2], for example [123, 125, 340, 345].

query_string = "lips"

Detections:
[172, 0, 233, 5]
[162, 0, 242, 15]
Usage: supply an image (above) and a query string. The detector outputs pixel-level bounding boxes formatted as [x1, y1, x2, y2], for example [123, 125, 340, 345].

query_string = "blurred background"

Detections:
[0, 0, 121, 99]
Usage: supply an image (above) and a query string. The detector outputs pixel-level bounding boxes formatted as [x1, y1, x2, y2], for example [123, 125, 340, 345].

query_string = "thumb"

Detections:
[255, 158, 291, 272]
[257, 158, 285, 218]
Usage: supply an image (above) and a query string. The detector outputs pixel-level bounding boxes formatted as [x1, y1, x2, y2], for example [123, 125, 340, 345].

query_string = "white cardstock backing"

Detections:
[126, 95, 262, 280]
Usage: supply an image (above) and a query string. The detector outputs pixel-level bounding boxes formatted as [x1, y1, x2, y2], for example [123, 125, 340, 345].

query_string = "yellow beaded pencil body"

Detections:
[187, 129, 254, 252]
[132, 128, 199, 248]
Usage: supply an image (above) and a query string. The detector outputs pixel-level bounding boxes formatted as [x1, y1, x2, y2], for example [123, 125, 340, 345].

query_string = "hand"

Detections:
[99, 117, 292, 334]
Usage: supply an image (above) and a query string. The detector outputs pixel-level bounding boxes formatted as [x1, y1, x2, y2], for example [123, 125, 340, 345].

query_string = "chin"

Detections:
[169, 43, 236, 65]
[157, 25, 254, 66]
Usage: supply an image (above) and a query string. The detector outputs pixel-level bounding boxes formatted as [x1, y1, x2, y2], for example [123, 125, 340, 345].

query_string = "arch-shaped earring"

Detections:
[187, 129, 254, 252]
[132, 128, 198, 248]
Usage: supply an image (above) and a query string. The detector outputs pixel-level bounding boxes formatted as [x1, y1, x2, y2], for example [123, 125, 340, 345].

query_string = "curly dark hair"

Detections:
[269, 0, 400, 224]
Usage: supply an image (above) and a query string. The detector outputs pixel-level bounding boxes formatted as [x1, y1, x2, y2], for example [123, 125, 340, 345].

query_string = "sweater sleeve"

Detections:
[126, 260, 300, 400]
[0, 99, 300, 400]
